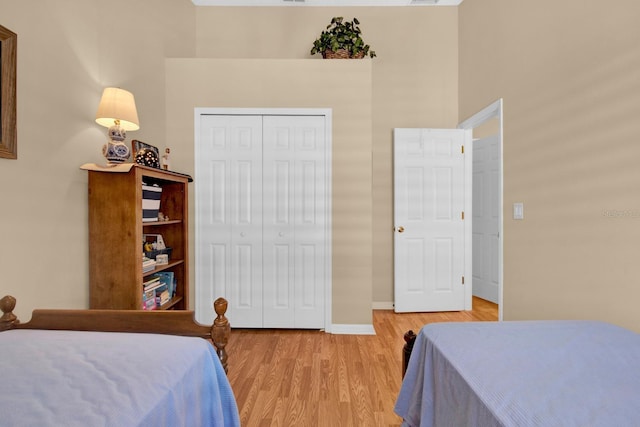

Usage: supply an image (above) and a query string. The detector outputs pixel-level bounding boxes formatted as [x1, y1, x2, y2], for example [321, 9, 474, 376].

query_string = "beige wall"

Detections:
[165, 59, 372, 324]
[194, 7, 459, 306]
[5, 0, 635, 330]
[459, 1, 640, 331]
[1, 1, 457, 325]
[0, 0, 196, 321]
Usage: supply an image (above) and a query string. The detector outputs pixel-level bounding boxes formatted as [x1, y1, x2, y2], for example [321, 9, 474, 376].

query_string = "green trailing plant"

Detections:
[310, 17, 376, 59]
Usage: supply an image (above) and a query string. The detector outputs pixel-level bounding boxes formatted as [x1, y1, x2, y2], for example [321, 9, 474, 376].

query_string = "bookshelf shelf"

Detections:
[143, 259, 184, 277]
[159, 296, 183, 310]
[85, 164, 192, 310]
[143, 219, 182, 228]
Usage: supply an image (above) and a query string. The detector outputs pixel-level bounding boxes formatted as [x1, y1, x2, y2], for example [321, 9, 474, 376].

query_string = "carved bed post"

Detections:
[402, 329, 417, 378]
[0, 295, 19, 331]
[211, 297, 230, 374]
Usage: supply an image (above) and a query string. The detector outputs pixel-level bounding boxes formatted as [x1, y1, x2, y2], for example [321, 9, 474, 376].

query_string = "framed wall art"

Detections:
[0, 24, 17, 160]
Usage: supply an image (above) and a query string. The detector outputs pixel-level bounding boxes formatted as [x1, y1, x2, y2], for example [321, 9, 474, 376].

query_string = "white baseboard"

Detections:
[330, 324, 376, 335]
[372, 301, 394, 310]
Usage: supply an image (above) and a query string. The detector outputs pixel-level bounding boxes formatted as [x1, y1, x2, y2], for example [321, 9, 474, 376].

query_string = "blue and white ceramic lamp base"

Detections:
[102, 124, 130, 164]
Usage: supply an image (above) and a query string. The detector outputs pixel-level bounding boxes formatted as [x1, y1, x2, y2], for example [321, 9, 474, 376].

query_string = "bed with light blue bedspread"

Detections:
[0, 329, 240, 427]
[395, 320, 640, 427]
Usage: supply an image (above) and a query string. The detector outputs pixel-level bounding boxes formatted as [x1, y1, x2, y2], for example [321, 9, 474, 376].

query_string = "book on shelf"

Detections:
[143, 276, 160, 285]
[142, 272, 177, 309]
[142, 255, 156, 273]
[152, 271, 176, 298]
[142, 288, 156, 310]
[156, 288, 171, 306]
[143, 276, 164, 293]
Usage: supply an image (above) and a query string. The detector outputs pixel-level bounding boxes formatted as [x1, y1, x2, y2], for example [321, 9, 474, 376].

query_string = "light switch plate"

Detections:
[513, 202, 524, 220]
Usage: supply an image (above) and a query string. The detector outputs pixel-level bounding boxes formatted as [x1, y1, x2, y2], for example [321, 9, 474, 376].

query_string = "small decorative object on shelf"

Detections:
[161, 148, 171, 170]
[132, 140, 161, 169]
[135, 148, 160, 168]
[310, 17, 376, 59]
[144, 234, 166, 250]
[143, 234, 172, 262]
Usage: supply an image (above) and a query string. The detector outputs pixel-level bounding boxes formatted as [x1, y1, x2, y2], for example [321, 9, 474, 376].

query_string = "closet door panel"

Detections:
[263, 124, 295, 326]
[263, 115, 326, 328]
[196, 115, 263, 327]
[293, 118, 326, 329]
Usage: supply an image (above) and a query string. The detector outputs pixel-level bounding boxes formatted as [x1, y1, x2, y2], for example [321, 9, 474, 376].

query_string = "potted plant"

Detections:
[310, 17, 376, 59]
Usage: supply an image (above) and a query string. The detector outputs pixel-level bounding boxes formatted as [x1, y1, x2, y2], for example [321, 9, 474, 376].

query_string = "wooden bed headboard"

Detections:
[0, 295, 231, 373]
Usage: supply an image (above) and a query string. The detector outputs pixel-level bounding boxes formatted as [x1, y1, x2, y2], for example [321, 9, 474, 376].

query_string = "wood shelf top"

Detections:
[158, 296, 183, 310]
[81, 163, 193, 182]
[143, 219, 182, 227]
[143, 259, 184, 277]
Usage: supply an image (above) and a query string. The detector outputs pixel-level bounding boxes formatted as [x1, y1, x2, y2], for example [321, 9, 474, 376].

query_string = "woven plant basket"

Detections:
[323, 49, 365, 59]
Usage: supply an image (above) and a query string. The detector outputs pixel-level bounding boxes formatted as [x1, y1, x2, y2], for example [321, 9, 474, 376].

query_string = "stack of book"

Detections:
[142, 255, 156, 273]
[141, 272, 175, 310]
[142, 276, 164, 310]
[142, 287, 156, 310]
[156, 287, 170, 306]
[153, 272, 175, 298]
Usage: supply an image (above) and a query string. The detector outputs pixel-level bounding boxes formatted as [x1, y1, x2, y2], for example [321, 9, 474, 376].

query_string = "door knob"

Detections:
[397, 226, 405, 233]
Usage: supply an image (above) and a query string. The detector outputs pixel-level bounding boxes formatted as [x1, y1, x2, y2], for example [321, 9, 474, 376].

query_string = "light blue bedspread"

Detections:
[395, 320, 640, 427]
[0, 329, 240, 427]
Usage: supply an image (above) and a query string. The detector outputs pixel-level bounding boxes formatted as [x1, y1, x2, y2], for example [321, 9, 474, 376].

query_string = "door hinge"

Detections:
[462, 276, 465, 285]
[461, 211, 465, 220]
[461, 145, 465, 154]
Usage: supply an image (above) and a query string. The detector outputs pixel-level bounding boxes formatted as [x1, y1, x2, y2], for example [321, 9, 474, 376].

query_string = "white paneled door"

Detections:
[195, 115, 264, 327]
[262, 116, 326, 328]
[195, 112, 328, 329]
[394, 128, 468, 312]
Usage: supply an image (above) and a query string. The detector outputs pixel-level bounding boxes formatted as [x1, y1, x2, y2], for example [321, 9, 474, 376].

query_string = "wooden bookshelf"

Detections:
[84, 163, 192, 310]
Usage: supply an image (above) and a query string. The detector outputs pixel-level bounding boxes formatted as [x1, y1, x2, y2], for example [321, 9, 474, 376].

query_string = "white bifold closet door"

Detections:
[195, 114, 327, 329]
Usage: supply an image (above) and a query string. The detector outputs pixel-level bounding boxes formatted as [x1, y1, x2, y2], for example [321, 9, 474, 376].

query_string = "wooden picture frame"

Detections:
[0, 25, 17, 160]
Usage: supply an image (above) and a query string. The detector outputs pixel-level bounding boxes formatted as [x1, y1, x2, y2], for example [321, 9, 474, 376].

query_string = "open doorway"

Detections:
[458, 99, 504, 320]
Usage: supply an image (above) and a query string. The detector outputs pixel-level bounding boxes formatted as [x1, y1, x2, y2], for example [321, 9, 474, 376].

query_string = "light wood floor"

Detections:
[226, 297, 498, 427]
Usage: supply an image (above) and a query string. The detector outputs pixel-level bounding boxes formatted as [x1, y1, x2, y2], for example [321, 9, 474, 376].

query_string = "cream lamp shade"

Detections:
[95, 87, 140, 131]
[95, 87, 139, 164]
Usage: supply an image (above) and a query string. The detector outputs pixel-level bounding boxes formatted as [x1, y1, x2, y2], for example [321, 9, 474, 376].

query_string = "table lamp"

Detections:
[95, 87, 140, 164]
